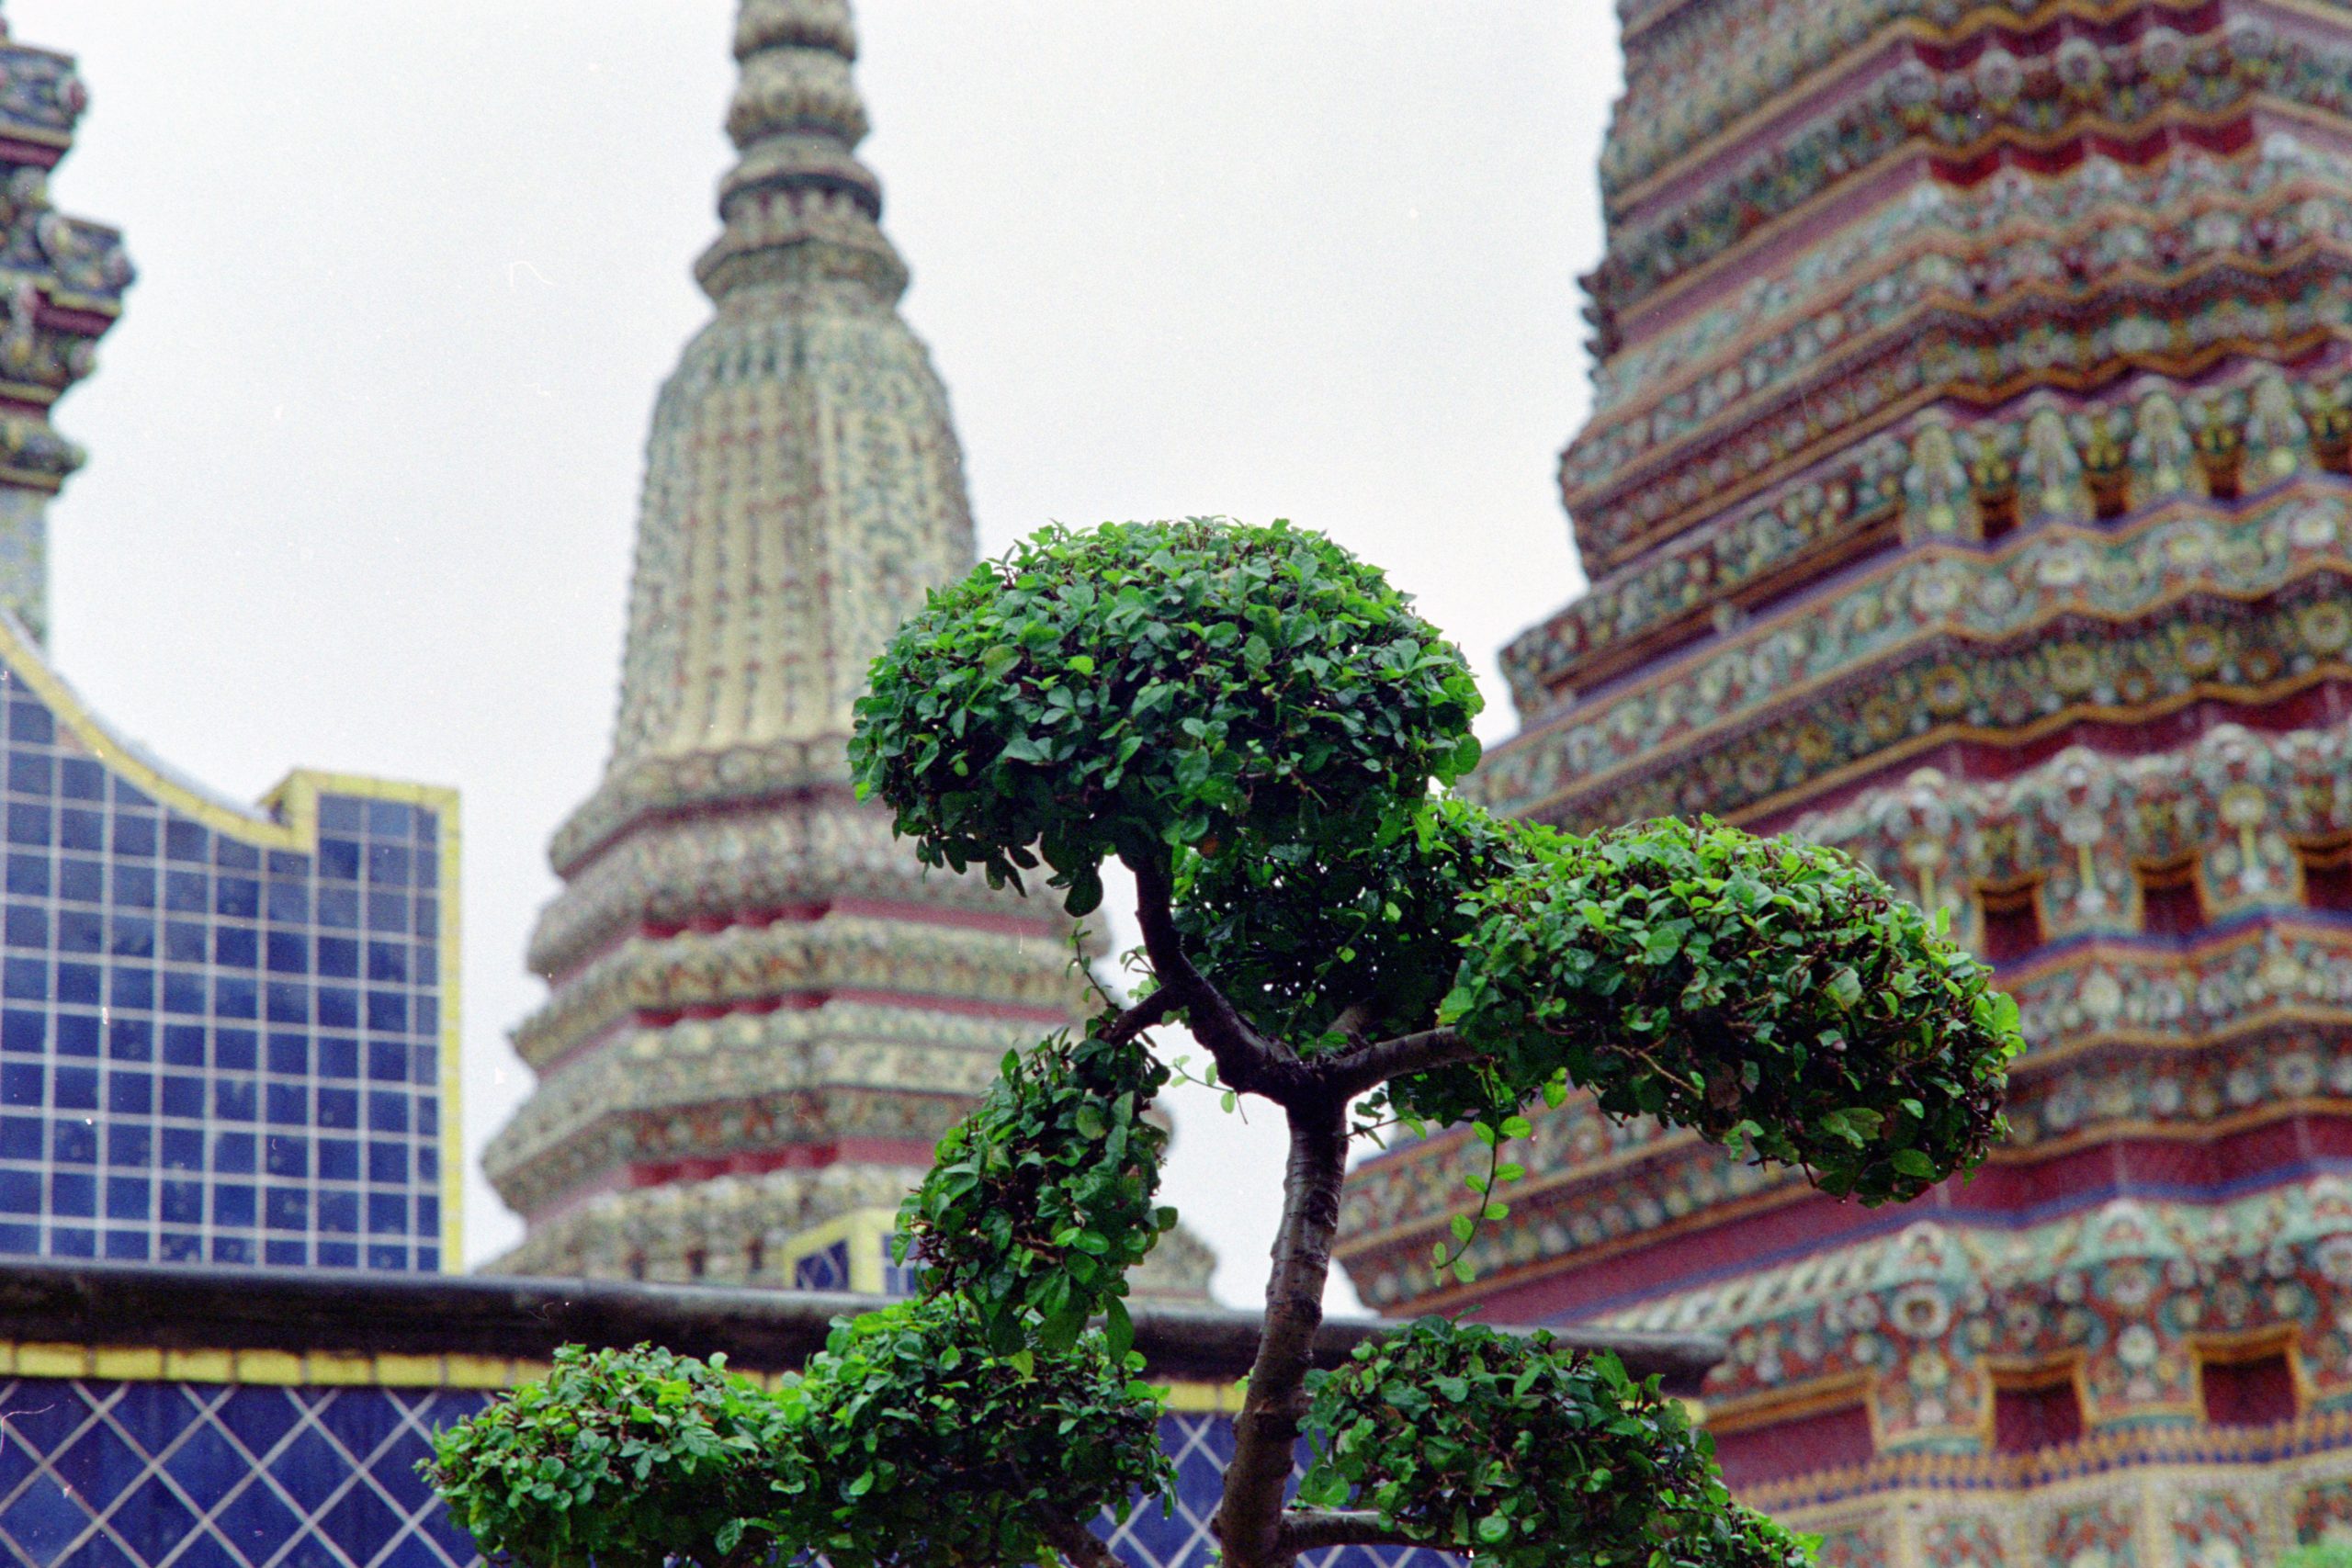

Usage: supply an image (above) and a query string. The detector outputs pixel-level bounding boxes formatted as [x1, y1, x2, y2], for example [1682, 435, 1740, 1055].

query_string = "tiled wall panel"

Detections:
[0, 1378, 1460, 1568]
[0, 661, 456, 1272]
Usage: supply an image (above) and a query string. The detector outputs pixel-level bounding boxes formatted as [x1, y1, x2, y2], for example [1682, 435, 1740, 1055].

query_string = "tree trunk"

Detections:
[1213, 1093, 1349, 1568]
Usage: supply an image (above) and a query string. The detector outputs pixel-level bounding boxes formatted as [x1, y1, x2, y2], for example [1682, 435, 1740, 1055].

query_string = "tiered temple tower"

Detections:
[487, 0, 1212, 1298]
[1340, 0, 2352, 1557]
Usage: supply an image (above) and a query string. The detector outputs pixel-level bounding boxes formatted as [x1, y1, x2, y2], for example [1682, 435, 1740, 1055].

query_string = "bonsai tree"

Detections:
[430, 519, 2019, 1568]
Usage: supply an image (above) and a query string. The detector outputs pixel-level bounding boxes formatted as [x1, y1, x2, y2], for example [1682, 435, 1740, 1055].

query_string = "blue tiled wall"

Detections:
[0, 1380, 1458, 1568]
[0, 661, 449, 1271]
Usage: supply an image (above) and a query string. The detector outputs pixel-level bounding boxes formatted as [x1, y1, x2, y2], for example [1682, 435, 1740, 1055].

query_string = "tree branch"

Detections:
[1280, 1510, 1422, 1552]
[1318, 1025, 1482, 1101]
[1126, 853, 1311, 1103]
[1035, 1506, 1132, 1568]
[1101, 985, 1183, 1046]
[1213, 1094, 1350, 1568]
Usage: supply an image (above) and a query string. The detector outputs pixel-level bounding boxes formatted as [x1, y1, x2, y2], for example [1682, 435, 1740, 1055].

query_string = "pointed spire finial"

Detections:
[696, 0, 905, 303]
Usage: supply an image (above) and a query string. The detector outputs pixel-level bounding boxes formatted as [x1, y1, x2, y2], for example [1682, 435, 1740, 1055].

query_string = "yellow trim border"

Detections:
[0, 1338, 1250, 1409]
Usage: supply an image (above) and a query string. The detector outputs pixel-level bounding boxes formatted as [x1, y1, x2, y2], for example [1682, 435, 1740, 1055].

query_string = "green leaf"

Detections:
[1102, 1297, 1135, 1362]
[1826, 967, 1863, 1010]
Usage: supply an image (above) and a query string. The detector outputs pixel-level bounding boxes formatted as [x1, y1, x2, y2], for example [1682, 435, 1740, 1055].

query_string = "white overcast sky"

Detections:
[11, 0, 1622, 1308]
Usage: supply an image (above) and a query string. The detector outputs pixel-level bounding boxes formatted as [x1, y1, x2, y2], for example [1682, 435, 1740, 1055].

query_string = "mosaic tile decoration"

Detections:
[1340, 0, 2352, 1552]
[0, 1380, 1457, 1568]
[0, 1377, 485, 1568]
[0, 656, 456, 1272]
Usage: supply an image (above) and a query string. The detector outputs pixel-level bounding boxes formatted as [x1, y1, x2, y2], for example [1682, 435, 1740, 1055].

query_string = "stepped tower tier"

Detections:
[1339, 0, 2352, 1556]
[488, 0, 1209, 1303]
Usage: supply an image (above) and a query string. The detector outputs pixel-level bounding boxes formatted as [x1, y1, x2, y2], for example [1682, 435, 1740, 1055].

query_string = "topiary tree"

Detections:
[429, 519, 2020, 1568]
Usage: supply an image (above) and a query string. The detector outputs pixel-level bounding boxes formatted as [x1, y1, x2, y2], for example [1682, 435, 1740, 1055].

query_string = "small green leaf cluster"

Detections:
[1434, 818, 2020, 1204]
[1298, 1318, 1811, 1568]
[426, 1305, 1172, 1568]
[773, 1297, 1171, 1568]
[849, 518, 1482, 913]
[899, 1023, 1177, 1355]
[424, 1343, 792, 1568]
[1177, 795, 1523, 1049]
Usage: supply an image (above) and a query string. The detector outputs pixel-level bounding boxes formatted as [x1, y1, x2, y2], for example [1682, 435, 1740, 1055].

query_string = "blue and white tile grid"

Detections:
[0, 671, 445, 1270]
[0, 1382, 1460, 1568]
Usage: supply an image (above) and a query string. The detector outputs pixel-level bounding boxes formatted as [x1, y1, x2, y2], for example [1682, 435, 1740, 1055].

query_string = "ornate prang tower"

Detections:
[0, 13, 131, 641]
[488, 0, 1212, 1298]
[1340, 0, 2352, 1558]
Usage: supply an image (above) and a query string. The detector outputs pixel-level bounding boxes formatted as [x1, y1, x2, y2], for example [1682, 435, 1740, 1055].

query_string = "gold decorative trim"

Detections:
[0, 1337, 1249, 1408]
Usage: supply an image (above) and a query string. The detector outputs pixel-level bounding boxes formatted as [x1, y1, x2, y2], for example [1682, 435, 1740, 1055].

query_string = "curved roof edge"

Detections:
[0, 606, 458, 845]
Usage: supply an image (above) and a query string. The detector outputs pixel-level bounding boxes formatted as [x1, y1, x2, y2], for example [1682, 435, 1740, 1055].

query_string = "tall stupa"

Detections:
[1340, 0, 2352, 1556]
[486, 0, 1210, 1294]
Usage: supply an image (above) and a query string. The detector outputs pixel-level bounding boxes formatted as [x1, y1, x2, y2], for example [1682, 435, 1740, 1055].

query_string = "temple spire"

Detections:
[559, 0, 968, 837]
[481, 0, 1232, 1304]
[696, 0, 906, 304]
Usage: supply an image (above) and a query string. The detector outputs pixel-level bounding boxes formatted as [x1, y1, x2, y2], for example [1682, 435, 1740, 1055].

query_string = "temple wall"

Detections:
[0, 1260, 1607, 1568]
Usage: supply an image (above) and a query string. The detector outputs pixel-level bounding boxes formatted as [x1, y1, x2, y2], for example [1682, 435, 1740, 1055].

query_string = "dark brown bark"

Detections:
[1127, 855, 1319, 1105]
[1320, 1025, 1481, 1100]
[1212, 1093, 1350, 1568]
[1102, 986, 1184, 1046]
[1035, 1507, 1133, 1568]
[1115, 857, 1502, 1565]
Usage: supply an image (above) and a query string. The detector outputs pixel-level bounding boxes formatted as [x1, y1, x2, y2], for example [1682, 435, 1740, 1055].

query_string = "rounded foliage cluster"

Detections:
[1434, 818, 2020, 1203]
[1299, 1318, 1809, 1568]
[425, 1343, 792, 1568]
[849, 518, 1483, 913]
[900, 1023, 1176, 1355]
[1177, 795, 1525, 1049]
[775, 1298, 1171, 1568]
[426, 1308, 1172, 1568]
